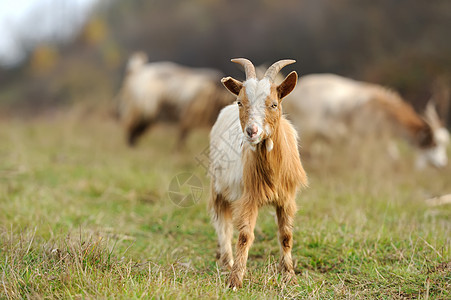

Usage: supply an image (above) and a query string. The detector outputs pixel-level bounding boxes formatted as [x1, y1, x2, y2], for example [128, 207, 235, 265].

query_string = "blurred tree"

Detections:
[81, 17, 108, 46]
[29, 44, 60, 75]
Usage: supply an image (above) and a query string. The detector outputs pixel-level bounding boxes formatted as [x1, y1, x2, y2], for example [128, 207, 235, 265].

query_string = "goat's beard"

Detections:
[246, 135, 263, 145]
[246, 136, 273, 152]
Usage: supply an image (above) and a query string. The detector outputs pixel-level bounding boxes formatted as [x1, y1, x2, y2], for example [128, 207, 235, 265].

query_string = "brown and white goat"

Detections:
[116, 52, 233, 147]
[209, 58, 308, 289]
[283, 74, 450, 168]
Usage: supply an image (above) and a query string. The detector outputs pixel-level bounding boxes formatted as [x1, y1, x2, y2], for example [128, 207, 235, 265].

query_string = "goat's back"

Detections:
[283, 74, 385, 140]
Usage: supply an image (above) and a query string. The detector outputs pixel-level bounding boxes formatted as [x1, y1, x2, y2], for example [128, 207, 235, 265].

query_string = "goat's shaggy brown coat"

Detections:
[209, 58, 307, 289]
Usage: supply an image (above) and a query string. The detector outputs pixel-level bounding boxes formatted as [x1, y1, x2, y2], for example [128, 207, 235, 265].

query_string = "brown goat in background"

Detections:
[283, 74, 450, 169]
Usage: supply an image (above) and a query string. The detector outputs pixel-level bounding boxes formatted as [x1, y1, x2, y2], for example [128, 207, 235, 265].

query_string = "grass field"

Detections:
[0, 110, 450, 299]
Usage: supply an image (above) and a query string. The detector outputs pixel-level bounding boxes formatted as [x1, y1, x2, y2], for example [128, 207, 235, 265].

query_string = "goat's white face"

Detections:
[239, 78, 273, 145]
[417, 127, 450, 169]
[221, 58, 298, 150]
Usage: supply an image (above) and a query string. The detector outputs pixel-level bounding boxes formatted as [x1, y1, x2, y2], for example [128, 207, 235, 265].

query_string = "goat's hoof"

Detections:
[217, 255, 233, 271]
[223, 261, 233, 271]
[215, 248, 221, 260]
[228, 274, 243, 290]
[282, 271, 298, 285]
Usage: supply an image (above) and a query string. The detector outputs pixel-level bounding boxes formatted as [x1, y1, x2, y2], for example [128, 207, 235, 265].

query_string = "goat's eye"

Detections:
[237, 101, 242, 107]
[271, 102, 278, 109]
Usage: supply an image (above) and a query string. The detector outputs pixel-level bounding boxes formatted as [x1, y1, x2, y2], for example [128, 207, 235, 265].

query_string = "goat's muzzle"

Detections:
[245, 124, 258, 139]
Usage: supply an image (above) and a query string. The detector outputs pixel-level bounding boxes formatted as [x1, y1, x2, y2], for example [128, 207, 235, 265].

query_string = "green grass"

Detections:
[0, 112, 450, 299]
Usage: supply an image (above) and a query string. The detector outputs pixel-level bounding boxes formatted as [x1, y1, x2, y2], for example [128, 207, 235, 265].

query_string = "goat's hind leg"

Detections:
[276, 201, 298, 283]
[209, 189, 233, 270]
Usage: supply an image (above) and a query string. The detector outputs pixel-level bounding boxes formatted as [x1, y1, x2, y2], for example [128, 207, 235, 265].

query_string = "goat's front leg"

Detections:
[276, 201, 297, 283]
[229, 200, 258, 290]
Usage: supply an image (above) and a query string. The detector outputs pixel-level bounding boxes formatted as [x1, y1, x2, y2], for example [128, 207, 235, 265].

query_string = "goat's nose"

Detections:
[246, 125, 258, 138]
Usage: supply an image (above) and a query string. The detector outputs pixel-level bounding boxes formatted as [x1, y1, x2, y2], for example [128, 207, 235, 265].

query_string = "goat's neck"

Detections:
[242, 118, 307, 203]
[254, 122, 283, 163]
[242, 123, 283, 199]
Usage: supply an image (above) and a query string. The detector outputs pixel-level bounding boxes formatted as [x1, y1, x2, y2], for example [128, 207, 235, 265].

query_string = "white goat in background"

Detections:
[283, 74, 450, 169]
[209, 58, 308, 289]
[116, 52, 233, 147]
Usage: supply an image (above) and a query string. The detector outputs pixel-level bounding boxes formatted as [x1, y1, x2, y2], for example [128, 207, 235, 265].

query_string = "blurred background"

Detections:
[0, 0, 450, 124]
[2, 2, 451, 297]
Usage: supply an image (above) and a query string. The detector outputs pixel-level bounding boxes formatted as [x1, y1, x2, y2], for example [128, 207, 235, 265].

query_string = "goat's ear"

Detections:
[277, 71, 297, 101]
[221, 77, 243, 96]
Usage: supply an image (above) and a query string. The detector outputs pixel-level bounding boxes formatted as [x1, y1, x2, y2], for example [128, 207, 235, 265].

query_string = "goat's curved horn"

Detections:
[231, 58, 256, 80]
[264, 59, 296, 82]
